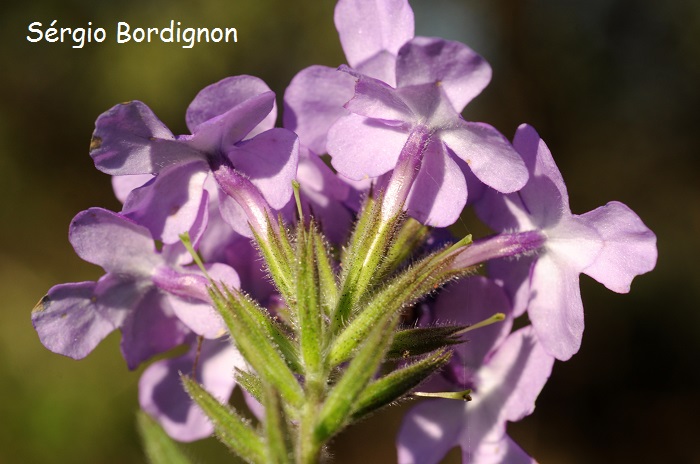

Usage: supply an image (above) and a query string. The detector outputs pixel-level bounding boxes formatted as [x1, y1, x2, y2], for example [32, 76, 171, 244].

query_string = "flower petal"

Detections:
[442, 121, 528, 194]
[512, 124, 571, 225]
[334, 0, 414, 72]
[397, 399, 466, 464]
[69, 208, 160, 275]
[580, 201, 657, 293]
[328, 113, 408, 180]
[226, 128, 300, 209]
[112, 174, 153, 204]
[396, 37, 492, 111]
[31, 280, 129, 360]
[184, 91, 276, 155]
[283, 65, 357, 154]
[139, 339, 245, 442]
[120, 289, 190, 369]
[432, 276, 513, 370]
[122, 161, 210, 244]
[91, 101, 202, 175]
[186, 75, 276, 138]
[527, 253, 585, 360]
[344, 71, 414, 122]
[405, 140, 467, 227]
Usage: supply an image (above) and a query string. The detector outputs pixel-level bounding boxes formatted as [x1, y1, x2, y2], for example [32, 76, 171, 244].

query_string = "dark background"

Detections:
[1, 0, 697, 462]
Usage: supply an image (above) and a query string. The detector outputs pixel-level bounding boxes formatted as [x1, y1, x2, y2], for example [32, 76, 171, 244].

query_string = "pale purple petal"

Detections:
[487, 256, 535, 318]
[483, 326, 554, 424]
[328, 113, 408, 180]
[579, 201, 658, 293]
[226, 128, 300, 209]
[469, 434, 535, 464]
[112, 174, 153, 203]
[459, 327, 553, 462]
[217, 190, 254, 238]
[156, 263, 239, 339]
[527, 253, 585, 361]
[32, 280, 128, 360]
[442, 121, 528, 194]
[184, 91, 276, 155]
[122, 161, 210, 244]
[139, 339, 245, 442]
[186, 75, 276, 138]
[120, 289, 190, 369]
[283, 65, 357, 154]
[475, 189, 536, 234]
[405, 140, 466, 227]
[334, 0, 414, 71]
[397, 399, 465, 464]
[432, 276, 513, 369]
[355, 50, 399, 86]
[90, 101, 203, 175]
[69, 208, 160, 275]
[396, 37, 492, 111]
[344, 72, 414, 122]
[513, 124, 570, 218]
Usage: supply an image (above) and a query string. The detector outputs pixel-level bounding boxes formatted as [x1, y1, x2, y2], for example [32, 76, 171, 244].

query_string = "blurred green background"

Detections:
[1, 0, 698, 462]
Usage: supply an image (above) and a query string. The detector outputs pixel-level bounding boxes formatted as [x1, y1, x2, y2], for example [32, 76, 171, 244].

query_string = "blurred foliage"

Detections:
[0, 0, 698, 462]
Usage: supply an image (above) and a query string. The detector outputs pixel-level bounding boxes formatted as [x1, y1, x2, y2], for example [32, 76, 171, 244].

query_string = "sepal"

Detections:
[181, 376, 266, 464]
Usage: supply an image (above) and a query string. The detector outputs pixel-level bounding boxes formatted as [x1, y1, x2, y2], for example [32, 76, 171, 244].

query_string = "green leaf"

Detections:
[351, 349, 452, 419]
[376, 217, 430, 278]
[314, 314, 400, 442]
[387, 325, 467, 359]
[210, 286, 305, 409]
[262, 384, 292, 464]
[312, 226, 338, 317]
[328, 251, 448, 366]
[296, 222, 323, 376]
[181, 376, 265, 464]
[136, 410, 192, 464]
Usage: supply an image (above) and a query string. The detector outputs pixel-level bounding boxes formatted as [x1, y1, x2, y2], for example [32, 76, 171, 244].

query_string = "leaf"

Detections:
[182, 376, 266, 464]
[136, 410, 192, 464]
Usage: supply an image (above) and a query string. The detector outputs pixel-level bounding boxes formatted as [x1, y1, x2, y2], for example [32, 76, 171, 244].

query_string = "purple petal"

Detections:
[186, 75, 276, 138]
[155, 263, 239, 339]
[579, 201, 658, 293]
[120, 289, 190, 369]
[512, 124, 571, 225]
[396, 37, 492, 111]
[90, 101, 203, 175]
[184, 91, 276, 155]
[283, 65, 357, 154]
[217, 189, 254, 237]
[474, 189, 535, 233]
[527, 253, 585, 361]
[328, 113, 408, 180]
[405, 140, 466, 227]
[469, 433, 536, 464]
[442, 121, 528, 194]
[487, 256, 535, 318]
[432, 276, 513, 370]
[344, 72, 414, 122]
[32, 280, 128, 360]
[483, 326, 554, 423]
[459, 327, 553, 462]
[397, 399, 465, 464]
[334, 0, 414, 71]
[69, 208, 160, 275]
[226, 128, 300, 209]
[112, 174, 153, 203]
[139, 339, 245, 442]
[122, 161, 210, 244]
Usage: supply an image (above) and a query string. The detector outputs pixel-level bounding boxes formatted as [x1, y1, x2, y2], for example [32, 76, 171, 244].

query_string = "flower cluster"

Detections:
[32, 0, 657, 462]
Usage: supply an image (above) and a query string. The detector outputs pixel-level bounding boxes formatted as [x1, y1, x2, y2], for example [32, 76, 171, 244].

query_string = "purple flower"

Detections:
[398, 277, 554, 464]
[139, 337, 248, 442]
[31, 208, 239, 369]
[90, 75, 298, 242]
[475, 124, 658, 360]
[284, 0, 415, 156]
[326, 37, 528, 226]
